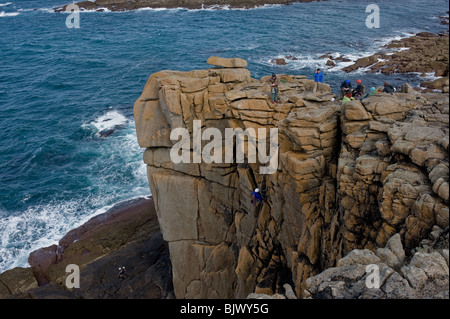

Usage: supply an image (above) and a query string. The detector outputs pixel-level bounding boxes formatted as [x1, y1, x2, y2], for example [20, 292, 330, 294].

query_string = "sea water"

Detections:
[0, 0, 448, 272]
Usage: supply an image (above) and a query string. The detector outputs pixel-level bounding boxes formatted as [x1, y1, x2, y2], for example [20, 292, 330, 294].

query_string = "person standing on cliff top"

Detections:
[313, 68, 323, 93]
[269, 73, 280, 103]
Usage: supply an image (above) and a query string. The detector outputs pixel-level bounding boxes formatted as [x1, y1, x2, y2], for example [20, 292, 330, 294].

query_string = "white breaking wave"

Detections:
[134, 3, 282, 12]
[0, 119, 150, 273]
[82, 110, 128, 135]
[136, 6, 185, 12]
[17, 7, 54, 13]
[0, 197, 110, 272]
[0, 10, 19, 17]
[74, 7, 111, 13]
[0, 2, 12, 7]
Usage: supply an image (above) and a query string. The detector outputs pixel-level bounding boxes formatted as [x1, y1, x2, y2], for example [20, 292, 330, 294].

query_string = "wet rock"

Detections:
[271, 58, 287, 65]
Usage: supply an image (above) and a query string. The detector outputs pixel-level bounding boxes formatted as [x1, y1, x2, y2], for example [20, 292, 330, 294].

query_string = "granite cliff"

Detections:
[133, 56, 449, 298]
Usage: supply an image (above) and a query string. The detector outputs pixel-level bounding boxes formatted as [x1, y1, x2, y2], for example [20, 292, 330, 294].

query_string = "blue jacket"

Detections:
[252, 191, 263, 202]
[314, 72, 323, 83]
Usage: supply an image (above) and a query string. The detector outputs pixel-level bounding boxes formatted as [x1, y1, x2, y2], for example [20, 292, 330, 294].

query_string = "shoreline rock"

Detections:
[0, 196, 174, 299]
[54, 0, 323, 12]
[342, 31, 449, 92]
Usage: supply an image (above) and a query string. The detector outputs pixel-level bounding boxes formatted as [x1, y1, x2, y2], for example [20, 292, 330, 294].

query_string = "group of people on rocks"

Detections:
[339, 78, 396, 104]
[268, 69, 397, 105]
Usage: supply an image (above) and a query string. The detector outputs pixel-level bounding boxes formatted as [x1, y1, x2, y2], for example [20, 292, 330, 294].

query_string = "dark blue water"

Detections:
[0, 0, 448, 272]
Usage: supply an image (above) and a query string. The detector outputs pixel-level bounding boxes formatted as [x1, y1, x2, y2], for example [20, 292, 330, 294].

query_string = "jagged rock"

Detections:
[342, 54, 379, 72]
[0, 267, 38, 296]
[376, 233, 405, 269]
[283, 283, 297, 299]
[304, 233, 449, 299]
[336, 249, 381, 267]
[342, 32, 449, 87]
[247, 292, 286, 299]
[401, 252, 448, 292]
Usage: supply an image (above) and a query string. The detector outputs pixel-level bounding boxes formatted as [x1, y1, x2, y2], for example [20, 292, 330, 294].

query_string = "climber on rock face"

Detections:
[118, 267, 127, 279]
[252, 188, 263, 206]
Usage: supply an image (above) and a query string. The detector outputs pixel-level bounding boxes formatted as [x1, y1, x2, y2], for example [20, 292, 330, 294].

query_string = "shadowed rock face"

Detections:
[134, 57, 449, 298]
[0, 197, 174, 299]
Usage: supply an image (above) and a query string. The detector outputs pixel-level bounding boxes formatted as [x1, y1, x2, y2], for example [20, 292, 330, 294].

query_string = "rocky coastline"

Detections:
[54, 0, 323, 12]
[0, 197, 174, 299]
[2, 51, 448, 299]
[340, 17, 449, 93]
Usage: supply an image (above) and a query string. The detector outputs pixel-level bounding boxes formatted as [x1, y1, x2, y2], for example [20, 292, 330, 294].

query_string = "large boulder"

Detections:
[207, 56, 248, 68]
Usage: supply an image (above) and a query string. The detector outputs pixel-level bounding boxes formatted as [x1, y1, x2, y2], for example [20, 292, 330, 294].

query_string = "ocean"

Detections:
[0, 0, 448, 273]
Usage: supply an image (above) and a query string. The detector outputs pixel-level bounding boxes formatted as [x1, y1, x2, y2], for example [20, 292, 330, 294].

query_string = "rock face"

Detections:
[134, 57, 336, 298]
[304, 231, 449, 299]
[0, 197, 174, 299]
[134, 56, 449, 299]
[337, 93, 449, 255]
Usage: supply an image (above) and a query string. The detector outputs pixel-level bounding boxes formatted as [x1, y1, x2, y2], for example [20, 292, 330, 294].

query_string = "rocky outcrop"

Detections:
[134, 57, 449, 299]
[54, 0, 317, 12]
[0, 197, 174, 299]
[342, 32, 449, 92]
[304, 231, 449, 299]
